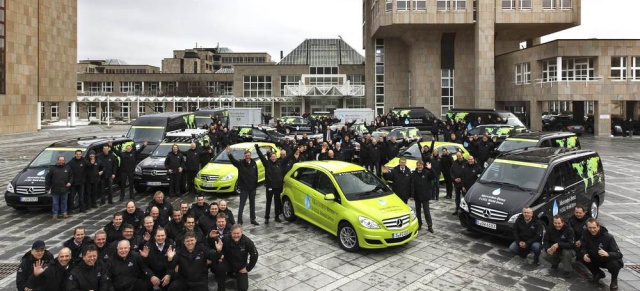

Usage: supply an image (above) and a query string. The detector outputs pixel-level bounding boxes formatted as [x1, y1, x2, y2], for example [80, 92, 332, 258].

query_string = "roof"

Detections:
[296, 160, 364, 174]
[104, 59, 129, 65]
[278, 39, 365, 66]
[50, 137, 131, 148]
[230, 142, 277, 149]
[498, 147, 593, 164]
[510, 132, 576, 140]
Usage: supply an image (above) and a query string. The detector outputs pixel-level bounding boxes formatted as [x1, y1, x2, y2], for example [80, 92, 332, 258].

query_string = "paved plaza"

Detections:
[0, 126, 639, 290]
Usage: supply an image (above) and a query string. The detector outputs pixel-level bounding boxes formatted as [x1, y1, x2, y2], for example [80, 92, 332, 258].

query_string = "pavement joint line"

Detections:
[607, 184, 640, 198]
[448, 268, 517, 291]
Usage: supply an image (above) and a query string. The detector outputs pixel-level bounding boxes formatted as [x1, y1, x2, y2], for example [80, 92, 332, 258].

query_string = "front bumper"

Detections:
[194, 177, 236, 194]
[458, 211, 514, 239]
[358, 218, 420, 249]
[134, 173, 170, 187]
[5, 191, 53, 208]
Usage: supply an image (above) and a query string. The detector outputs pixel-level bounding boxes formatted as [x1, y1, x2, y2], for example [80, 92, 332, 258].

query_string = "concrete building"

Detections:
[0, 0, 77, 134]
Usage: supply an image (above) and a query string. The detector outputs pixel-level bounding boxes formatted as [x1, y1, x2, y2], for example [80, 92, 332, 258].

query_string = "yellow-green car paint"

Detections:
[195, 142, 280, 194]
[384, 142, 470, 181]
[281, 161, 419, 250]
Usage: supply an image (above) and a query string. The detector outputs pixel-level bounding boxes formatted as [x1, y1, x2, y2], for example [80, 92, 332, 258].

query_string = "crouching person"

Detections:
[509, 207, 543, 264]
[541, 215, 575, 278]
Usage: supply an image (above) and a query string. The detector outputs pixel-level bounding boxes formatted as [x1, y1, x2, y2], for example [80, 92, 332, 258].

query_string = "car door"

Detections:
[291, 167, 318, 222]
[315, 171, 341, 231]
[560, 160, 583, 216]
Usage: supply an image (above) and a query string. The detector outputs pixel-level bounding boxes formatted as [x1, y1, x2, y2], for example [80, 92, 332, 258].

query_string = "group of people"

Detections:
[17, 192, 258, 291]
[510, 206, 624, 290]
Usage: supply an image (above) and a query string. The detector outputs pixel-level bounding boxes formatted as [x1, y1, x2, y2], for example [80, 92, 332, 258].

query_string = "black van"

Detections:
[126, 113, 196, 163]
[458, 148, 605, 238]
[486, 132, 581, 167]
[194, 109, 228, 128]
[446, 109, 527, 131]
[5, 137, 134, 210]
[389, 107, 438, 132]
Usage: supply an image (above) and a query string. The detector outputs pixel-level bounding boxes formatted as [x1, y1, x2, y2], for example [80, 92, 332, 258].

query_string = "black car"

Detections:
[235, 125, 287, 146]
[467, 124, 520, 144]
[585, 116, 639, 135]
[486, 132, 581, 167]
[126, 112, 197, 163]
[280, 116, 314, 134]
[371, 126, 422, 144]
[446, 108, 527, 132]
[389, 107, 438, 132]
[542, 115, 585, 135]
[5, 137, 134, 210]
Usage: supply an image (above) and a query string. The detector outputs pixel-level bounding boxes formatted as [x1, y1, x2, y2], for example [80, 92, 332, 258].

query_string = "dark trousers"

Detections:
[168, 278, 208, 291]
[368, 162, 381, 176]
[443, 174, 453, 198]
[509, 241, 542, 260]
[238, 188, 256, 223]
[415, 199, 432, 228]
[265, 187, 282, 219]
[69, 184, 84, 212]
[432, 179, 440, 201]
[583, 259, 622, 281]
[215, 260, 249, 291]
[432, 132, 439, 141]
[185, 170, 198, 195]
[119, 170, 135, 200]
[168, 171, 182, 197]
[86, 182, 99, 207]
[454, 186, 463, 213]
[101, 176, 113, 203]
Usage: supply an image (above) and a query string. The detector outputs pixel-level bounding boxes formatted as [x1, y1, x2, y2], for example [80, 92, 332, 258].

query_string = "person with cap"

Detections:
[66, 244, 112, 291]
[110, 140, 147, 201]
[62, 227, 93, 267]
[17, 240, 54, 291]
[45, 156, 73, 220]
[26, 247, 72, 291]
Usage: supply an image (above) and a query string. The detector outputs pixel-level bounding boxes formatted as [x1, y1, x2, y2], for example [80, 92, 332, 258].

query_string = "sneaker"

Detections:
[592, 271, 606, 282]
[52, 214, 58, 220]
[62, 213, 69, 219]
[610, 277, 618, 290]
[250, 220, 260, 226]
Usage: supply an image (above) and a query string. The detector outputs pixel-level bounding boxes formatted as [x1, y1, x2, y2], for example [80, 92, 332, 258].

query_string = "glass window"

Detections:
[437, 0, 449, 11]
[560, 0, 571, 9]
[121, 102, 130, 119]
[333, 171, 392, 201]
[51, 102, 59, 119]
[502, 0, 515, 9]
[67, 103, 79, 118]
[543, 60, 557, 82]
[413, 0, 426, 10]
[77, 82, 83, 93]
[611, 56, 627, 81]
[295, 168, 317, 187]
[154, 102, 164, 113]
[479, 160, 547, 191]
[515, 64, 523, 85]
[543, 0, 555, 9]
[454, 0, 466, 10]
[386, 0, 392, 12]
[280, 75, 301, 96]
[519, 0, 531, 9]
[317, 173, 338, 195]
[633, 57, 640, 80]
[523, 62, 531, 84]
[397, 0, 409, 10]
[441, 69, 454, 116]
[243, 75, 272, 97]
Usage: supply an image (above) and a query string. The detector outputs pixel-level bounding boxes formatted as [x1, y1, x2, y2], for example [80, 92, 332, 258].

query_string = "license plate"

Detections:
[147, 182, 162, 186]
[475, 219, 497, 230]
[20, 197, 38, 202]
[201, 183, 213, 187]
[392, 230, 409, 238]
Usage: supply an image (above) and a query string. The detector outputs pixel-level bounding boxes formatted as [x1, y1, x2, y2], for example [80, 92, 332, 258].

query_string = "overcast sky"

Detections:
[79, 0, 639, 67]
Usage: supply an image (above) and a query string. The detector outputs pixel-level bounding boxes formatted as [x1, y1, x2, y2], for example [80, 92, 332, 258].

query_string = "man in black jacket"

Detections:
[219, 200, 236, 226]
[107, 240, 155, 291]
[184, 142, 200, 196]
[187, 194, 209, 222]
[410, 161, 436, 233]
[568, 205, 589, 262]
[475, 135, 494, 169]
[255, 144, 285, 223]
[165, 210, 185, 242]
[93, 231, 112, 264]
[227, 145, 259, 225]
[198, 202, 221, 236]
[66, 244, 112, 291]
[581, 218, 624, 290]
[146, 191, 173, 227]
[45, 156, 73, 219]
[214, 225, 259, 291]
[164, 145, 185, 197]
[110, 224, 144, 254]
[450, 152, 466, 215]
[27, 247, 71, 291]
[140, 228, 174, 290]
[16, 240, 54, 291]
[62, 227, 93, 267]
[199, 140, 214, 169]
[97, 145, 118, 205]
[123, 200, 145, 231]
[111, 140, 146, 201]
[382, 157, 412, 204]
[541, 215, 575, 277]
[509, 207, 543, 264]
[104, 212, 124, 244]
[440, 148, 454, 199]
[462, 156, 482, 195]
[365, 138, 383, 176]
[67, 150, 88, 213]
[178, 216, 205, 249]
[167, 232, 214, 291]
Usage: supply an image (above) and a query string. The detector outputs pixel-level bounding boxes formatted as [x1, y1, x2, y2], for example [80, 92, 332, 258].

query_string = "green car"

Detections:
[195, 142, 280, 194]
[281, 161, 419, 251]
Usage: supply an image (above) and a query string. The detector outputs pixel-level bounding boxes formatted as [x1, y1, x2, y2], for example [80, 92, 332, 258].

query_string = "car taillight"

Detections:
[566, 125, 573, 131]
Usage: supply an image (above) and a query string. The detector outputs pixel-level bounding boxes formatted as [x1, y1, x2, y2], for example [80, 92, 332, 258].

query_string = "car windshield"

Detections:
[397, 144, 422, 160]
[281, 117, 304, 124]
[266, 128, 284, 137]
[151, 144, 191, 157]
[29, 149, 84, 168]
[126, 127, 165, 143]
[388, 130, 405, 139]
[213, 148, 256, 163]
[497, 139, 538, 152]
[478, 160, 547, 191]
[333, 171, 392, 201]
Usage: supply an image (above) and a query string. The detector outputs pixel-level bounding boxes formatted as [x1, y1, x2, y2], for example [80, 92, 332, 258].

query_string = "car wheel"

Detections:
[135, 185, 147, 193]
[589, 198, 599, 219]
[338, 222, 360, 252]
[234, 180, 241, 195]
[282, 196, 295, 221]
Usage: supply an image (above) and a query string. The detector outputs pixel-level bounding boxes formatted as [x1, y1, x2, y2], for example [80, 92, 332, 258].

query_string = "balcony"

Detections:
[370, 0, 474, 36]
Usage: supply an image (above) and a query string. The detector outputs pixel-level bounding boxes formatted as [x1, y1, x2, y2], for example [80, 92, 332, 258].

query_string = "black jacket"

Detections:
[142, 239, 175, 278]
[107, 252, 153, 291]
[109, 236, 144, 255]
[214, 235, 259, 273]
[197, 212, 218, 235]
[385, 139, 408, 160]
[26, 259, 69, 291]
[104, 222, 123, 244]
[543, 224, 575, 250]
[568, 215, 589, 243]
[184, 148, 201, 171]
[16, 250, 54, 291]
[255, 144, 285, 188]
[199, 146, 214, 167]
[112, 145, 145, 172]
[122, 208, 145, 231]
[512, 216, 544, 246]
[45, 164, 73, 193]
[67, 157, 88, 185]
[365, 142, 383, 164]
[96, 244, 113, 264]
[462, 162, 482, 190]
[222, 208, 236, 226]
[440, 154, 453, 178]
[187, 202, 209, 222]
[410, 168, 436, 201]
[170, 244, 216, 284]
[450, 159, 466, 189]
[228, 153, 258, 191]
[164, 150, 185, 171]
[66, 261, 111, 291]
[475, 140, 495, 162]
[86, 158, 103, 184]
[175, 227, 205, 249]
[383, 166, 412, 201]
[62, 237, 94, 267]
[581, 226, 624, 264]
[145, 199, 174, 227]
[97, 152, 118, 178]
[165, 219, 186, 242]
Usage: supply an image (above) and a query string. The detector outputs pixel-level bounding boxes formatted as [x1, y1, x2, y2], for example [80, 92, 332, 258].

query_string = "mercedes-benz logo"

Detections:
[483, 209, 491, 218]
[27, 187, 34, 194]
[396, 219, 403, 227]
[151, 170, 157, 176]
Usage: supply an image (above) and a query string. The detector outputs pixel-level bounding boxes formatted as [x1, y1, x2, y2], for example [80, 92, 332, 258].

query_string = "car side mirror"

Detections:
[324, 194, 336, 201]
[552, 186, 565, 194]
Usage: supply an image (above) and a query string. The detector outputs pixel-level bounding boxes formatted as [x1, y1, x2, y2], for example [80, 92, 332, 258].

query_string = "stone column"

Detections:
[556, 56, 563, 82]
[529, 100, 543, 131]
[594, 101, 611, 136]
[70, 102, 77, 127]
[474, 0, 495, 109]
[37, 102, 42, 130]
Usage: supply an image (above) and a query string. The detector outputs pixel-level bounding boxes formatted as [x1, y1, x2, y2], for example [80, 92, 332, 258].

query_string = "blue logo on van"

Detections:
[305, 194, 311, 209]
[553, 200, 559, 216]
[37, 170, 46, 176]
[378, 199, 388, 206]
[404, 119, 410, 125]
[492, 188, 501, 196]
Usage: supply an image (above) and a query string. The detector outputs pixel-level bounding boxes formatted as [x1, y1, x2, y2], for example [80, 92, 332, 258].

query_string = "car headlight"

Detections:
[358, 216, 380, 229]
[459, 198, 469, 212]
[410, 207, 416, 221]
[7, 182, 15, 193]
[220, 173, 235, 181]
[484, 161, 488, 168]
[135, 165, 142, 175]
[508, 213, 521, 223]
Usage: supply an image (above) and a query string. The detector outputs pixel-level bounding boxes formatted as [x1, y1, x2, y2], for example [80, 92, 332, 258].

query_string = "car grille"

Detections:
[16, 186, 47, 195]
[142, 169, 167, 176]
[470, 205, 509, 221]
[382, 215, 410, 230]
[201, 175, 219, 182]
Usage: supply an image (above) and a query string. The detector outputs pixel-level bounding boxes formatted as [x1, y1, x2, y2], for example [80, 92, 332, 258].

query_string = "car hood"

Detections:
[465, 182, 536, 215]
[348, 195, 412, 221]
[384, 158, 418, 169]
[138, 157, 167, 169]
[200, 163, 237, 176]
[14, 167, 48, 186]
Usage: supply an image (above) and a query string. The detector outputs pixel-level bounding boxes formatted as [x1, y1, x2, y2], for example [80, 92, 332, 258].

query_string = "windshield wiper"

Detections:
[482, 180, 532, 193]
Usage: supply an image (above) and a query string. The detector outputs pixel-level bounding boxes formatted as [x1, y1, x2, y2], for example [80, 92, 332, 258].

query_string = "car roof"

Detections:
[447, 108, 512, 114]
[49, 137, 132, 148]
[498, 147, 595, 164]
[510, 131, 576, 140]
[295, 160, 365, 174]
[417, 141, 464, 148]
[229, 142, 277, 149]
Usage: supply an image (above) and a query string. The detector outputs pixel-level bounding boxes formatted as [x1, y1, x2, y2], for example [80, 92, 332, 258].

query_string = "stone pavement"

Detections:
[0, 126, 639, 290]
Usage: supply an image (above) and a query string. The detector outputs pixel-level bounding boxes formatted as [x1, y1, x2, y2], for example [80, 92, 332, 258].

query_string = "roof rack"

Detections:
[164, 129, 209, 143]
[76, 136, 98, 140]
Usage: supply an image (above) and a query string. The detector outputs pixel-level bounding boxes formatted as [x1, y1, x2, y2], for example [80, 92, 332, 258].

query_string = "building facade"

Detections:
[0, 0, 77, 134]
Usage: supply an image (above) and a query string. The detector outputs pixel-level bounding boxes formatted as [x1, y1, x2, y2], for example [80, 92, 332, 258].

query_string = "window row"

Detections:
[610, 56, 640, 81]
[385, 0, 465, 11]
[243, 76, 272, 97]
[503, 0, 572, 10]
[221, 56, 267, 64]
